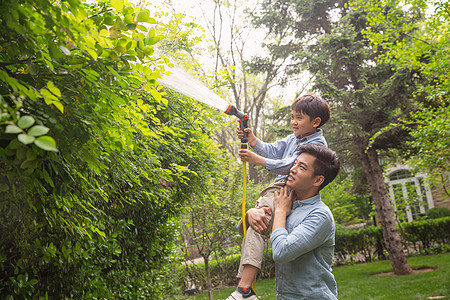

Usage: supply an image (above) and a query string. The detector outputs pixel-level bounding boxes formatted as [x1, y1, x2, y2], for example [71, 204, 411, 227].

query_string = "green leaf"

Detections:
[59, 45, 71, 56]
[47, 81, 61, 97]
[34, 136, 58, 152]
[7, 139, 21, 150]
[104, 16, 114, 25]
[5, 124, 22, 134]
[53, 101, 64, 113]
[110, 0, 123, 11]
[26, 148, 37, 160]
[127, 23, 137, 30]
[18, 134, 36, 144]
[137, 9, 150, 22]
[20, 158, 39, 169]
[17, 116, 35, 129]
[28, 125, 50, 137]
[124, 14, 133, 24]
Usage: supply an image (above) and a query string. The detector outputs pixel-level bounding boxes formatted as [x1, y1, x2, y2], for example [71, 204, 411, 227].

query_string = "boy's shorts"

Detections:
[237, 179, 286, 278]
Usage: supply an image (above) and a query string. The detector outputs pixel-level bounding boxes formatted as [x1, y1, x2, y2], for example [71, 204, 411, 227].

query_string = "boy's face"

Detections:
[290, 110, 320, 137]
[286, 153, 321, 194]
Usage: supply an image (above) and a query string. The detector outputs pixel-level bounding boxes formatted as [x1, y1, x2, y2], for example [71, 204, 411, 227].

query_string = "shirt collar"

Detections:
[297, 128, 323, 141]
[292, 194, 321, 210]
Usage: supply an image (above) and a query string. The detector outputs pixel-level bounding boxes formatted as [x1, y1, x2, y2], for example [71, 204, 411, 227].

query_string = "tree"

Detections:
[360, 0, 449, 196]
[250, 0, 421, 274]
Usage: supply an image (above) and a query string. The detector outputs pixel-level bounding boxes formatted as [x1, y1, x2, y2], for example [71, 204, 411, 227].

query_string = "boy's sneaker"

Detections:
[226, 286, 257, 300]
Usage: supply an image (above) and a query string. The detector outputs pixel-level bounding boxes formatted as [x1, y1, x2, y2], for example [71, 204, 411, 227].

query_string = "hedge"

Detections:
[335, 216, 450, 264]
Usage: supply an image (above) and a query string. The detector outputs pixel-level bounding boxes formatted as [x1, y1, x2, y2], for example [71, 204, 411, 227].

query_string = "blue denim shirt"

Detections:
[252, 129, 327, 182]
[270, 194, 337, 300]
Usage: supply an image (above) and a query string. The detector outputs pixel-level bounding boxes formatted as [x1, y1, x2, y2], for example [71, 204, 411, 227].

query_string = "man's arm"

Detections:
[271, 209, 333, 264]
[241, 207, 272, 234]
[272, 186, 293, 232]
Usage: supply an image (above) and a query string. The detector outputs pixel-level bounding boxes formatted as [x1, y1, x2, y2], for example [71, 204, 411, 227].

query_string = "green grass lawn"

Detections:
[190, 252, 450, 300]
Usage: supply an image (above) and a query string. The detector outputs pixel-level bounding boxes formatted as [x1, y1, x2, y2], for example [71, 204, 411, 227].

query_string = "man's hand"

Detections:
[245, 207, 272, 234]
[274, 186, 295, 217]
[237, 127, 257, 147]
[272, 187, 295, 232]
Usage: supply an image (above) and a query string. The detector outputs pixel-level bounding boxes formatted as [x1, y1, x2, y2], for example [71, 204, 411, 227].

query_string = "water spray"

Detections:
[158, 67, 254, 291]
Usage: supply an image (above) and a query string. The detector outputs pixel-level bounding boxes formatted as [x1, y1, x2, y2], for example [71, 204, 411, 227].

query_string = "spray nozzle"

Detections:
[224, 104, 249, 146]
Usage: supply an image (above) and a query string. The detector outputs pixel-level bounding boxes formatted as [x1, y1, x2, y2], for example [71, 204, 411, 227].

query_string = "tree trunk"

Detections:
[359, 146, 413, 275]
[203, 254, 214, 300]
[249, 163, 261, 183]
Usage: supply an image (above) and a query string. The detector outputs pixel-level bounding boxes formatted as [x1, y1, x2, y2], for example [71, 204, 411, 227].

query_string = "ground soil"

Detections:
[373, 267, 435, 276]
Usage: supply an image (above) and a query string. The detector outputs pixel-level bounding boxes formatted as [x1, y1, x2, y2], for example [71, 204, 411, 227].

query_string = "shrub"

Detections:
[175, 247, 275, 294]
[401, 216, 450, 253]
[335, 224, 384, 265]
[425, 207, 450, 219]
[334, 217, 450, 265]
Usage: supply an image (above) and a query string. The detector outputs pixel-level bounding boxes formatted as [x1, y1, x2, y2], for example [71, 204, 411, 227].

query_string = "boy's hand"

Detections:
[238, 149, 266, 168]
[237, 127, 257, 147]
[274, 186, 295, 217]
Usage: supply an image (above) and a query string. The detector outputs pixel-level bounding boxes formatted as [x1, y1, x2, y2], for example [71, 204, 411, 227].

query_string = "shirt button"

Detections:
[280, 276, 283, 279]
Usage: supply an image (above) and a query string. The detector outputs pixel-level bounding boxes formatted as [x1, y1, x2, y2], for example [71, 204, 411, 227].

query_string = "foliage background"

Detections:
[0, 0, 242, 298]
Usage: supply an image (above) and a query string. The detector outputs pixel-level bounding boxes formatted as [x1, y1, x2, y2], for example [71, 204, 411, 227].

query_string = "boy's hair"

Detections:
[297, 144, 340, 190]
[291, 93, 330, 127]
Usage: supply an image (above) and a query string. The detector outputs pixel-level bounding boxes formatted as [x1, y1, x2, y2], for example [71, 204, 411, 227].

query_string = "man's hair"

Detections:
[297, 144, 340, 190]
[291, 93, 330, 127]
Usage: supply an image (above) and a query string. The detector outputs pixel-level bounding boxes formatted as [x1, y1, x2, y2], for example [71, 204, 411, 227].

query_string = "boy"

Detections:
[269, 143, 339, 299]
[227, 93, 330, 300]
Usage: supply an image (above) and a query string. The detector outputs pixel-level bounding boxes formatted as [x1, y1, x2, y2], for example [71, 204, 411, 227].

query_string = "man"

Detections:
[246, 143, 340, 299]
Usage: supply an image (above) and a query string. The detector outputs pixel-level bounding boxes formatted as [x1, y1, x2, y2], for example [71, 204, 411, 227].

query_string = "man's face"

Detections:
[286, 152, 318, 193]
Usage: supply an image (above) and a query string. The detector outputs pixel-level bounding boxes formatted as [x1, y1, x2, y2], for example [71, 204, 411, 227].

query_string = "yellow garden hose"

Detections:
[242, 161, 248, 238]
[241, 152, 256, 292]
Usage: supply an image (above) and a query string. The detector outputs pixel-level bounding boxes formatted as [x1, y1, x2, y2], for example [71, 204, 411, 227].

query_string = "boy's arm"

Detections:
[238, 149, 266, 168]
[252, 135, 291, 159]
[266, 137, 327, 175]
[238, 134, 297, 168]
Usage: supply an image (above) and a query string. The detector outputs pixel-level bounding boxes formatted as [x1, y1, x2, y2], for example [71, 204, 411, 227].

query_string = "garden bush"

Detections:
[334, 224, 384, 265]
[425, 207, 450, 219]
[0, 0, 230, 298]
[334, 217, 450, 265]
[401, 216, 450, 254]
[176, 247, 275, 293]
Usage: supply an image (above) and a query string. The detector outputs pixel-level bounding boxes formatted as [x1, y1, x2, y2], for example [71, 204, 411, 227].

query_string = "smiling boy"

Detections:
[228, 94, 330, 300]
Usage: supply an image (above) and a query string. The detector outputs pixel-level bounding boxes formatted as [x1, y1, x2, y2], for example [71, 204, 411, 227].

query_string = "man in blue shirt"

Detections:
[248, 143, 340, 299]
